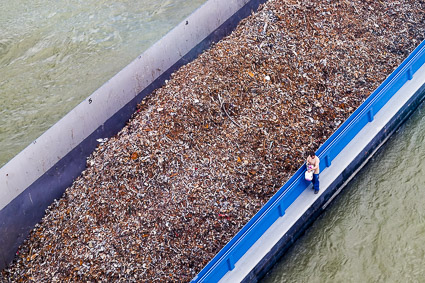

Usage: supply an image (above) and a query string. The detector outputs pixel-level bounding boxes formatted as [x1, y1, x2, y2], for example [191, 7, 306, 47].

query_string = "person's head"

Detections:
[307, 150, 316, 158]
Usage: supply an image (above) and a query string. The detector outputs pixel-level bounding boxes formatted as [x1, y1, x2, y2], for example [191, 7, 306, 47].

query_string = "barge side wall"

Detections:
[0, 0, 268, 270]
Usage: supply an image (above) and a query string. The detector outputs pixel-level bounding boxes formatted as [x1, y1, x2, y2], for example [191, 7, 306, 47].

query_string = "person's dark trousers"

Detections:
[312, 174, 320, 192]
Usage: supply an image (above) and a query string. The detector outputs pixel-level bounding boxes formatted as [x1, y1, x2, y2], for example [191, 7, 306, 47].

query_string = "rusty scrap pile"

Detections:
[2, 0, 425, 281]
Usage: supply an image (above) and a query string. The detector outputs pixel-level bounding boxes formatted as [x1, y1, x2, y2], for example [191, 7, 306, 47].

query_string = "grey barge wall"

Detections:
[0, 0, 267, 270]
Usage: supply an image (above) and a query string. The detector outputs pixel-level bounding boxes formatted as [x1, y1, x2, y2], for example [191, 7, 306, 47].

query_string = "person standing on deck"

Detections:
[306, 151, 320, 194]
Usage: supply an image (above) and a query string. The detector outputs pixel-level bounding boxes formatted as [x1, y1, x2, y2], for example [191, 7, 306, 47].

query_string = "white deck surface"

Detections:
[219, 64, 425, 282]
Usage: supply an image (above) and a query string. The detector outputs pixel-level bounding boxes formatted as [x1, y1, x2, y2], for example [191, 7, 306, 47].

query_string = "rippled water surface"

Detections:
[0, 0, 206, 167]
[262, 101, 425, 282]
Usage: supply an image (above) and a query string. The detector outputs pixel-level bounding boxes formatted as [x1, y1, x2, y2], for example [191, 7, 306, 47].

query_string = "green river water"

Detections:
[0, 0, 206, 167]
[263, 101, 425, 282]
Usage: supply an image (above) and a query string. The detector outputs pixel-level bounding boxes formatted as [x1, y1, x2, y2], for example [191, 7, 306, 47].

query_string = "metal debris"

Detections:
[2, 0, 425, 281]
